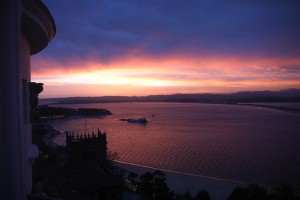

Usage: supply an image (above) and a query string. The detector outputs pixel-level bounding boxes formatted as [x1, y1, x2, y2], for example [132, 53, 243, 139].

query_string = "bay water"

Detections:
[49, 102, 300, 190]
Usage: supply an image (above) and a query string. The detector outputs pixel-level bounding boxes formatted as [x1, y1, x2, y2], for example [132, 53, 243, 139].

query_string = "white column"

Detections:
[0, 0, 26, 200]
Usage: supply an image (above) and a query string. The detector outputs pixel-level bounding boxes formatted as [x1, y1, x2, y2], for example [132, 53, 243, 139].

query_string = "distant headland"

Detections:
[40, 88, 300, 104]
[38, 105, 112, 120]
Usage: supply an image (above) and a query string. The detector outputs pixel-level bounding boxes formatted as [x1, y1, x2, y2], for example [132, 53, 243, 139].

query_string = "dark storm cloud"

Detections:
[37, 0, 300, 65]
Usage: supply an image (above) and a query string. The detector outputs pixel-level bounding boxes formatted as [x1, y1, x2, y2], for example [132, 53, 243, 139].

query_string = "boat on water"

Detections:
[120, 117, 148, 124]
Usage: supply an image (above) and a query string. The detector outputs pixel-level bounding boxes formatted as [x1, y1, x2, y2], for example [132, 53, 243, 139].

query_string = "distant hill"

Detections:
[40, 89, 300, 105]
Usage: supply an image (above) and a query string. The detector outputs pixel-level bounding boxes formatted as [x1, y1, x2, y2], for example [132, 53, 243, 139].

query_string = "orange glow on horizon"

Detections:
[32, 55, 300, 98]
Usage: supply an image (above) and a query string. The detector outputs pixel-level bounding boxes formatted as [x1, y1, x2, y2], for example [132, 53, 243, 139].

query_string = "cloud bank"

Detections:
[31, 0, 300, 97]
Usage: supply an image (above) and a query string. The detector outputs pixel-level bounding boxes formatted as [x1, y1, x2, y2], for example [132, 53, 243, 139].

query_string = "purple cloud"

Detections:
[34, 0, 300, 68]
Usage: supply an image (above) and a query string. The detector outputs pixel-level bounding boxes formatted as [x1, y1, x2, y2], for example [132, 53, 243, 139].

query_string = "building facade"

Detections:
[0, 0, 55, 199]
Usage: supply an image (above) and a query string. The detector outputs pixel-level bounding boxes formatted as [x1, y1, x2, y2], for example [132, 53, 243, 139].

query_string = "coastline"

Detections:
[237, 103, 300, 114]
[114, 161, 244, 200]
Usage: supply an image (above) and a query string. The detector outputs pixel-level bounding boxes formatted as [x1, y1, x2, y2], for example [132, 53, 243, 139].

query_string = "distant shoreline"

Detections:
[40, 88, 300, 105]
[41, 101, 300, 116]
[237, 103, 300, 114]
[38, 106, 112, 120]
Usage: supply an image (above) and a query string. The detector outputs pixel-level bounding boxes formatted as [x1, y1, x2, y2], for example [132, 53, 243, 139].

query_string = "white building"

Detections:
[0, 0, 55, 199]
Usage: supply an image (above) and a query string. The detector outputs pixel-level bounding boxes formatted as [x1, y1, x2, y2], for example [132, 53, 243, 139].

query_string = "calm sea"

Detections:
[49, 102, 300, 190]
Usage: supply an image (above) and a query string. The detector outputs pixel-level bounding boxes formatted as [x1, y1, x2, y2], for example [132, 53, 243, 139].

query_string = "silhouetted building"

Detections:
[0, 0, 55, 199]
[66, 129, 107, 162]
[48, 130, 123, 199]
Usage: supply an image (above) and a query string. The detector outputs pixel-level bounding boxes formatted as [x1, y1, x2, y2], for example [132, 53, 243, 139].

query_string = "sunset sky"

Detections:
[32, 0, 300, 98]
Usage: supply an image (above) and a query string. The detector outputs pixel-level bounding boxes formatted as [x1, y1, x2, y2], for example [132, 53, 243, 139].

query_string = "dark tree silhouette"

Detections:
[227, 184, 268, 200]
[227, 186, 249, 200]
[196, 189, 211, 200]
[271, 184, 296, 200]
[152, 178, 173, 200]
[175, 192, 193, 200]
[128, 172, 138, 183]
[139, 170, 173, 200]
[139, 171, 154, 196]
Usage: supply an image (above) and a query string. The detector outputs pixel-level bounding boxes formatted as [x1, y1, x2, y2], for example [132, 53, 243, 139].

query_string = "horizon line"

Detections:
[39, 88, 300, 99]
